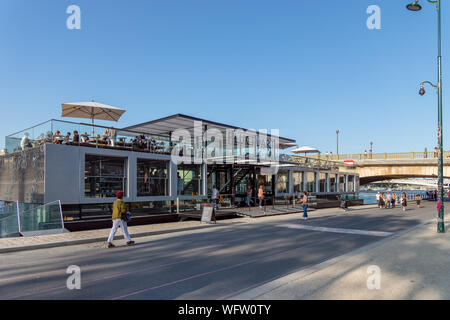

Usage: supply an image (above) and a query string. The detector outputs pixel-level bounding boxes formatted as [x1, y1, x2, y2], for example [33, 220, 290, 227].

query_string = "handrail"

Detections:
[315, 151, 450, 161]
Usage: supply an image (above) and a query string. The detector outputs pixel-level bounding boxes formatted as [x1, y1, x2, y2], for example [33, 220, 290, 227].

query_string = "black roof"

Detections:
[124, 114, 296, 148]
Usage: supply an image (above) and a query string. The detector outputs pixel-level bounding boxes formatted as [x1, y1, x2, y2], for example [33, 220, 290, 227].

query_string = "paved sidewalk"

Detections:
[236, 218, 450, 300]
[0, 204, 377, 254]
[0, 220, 231, 253]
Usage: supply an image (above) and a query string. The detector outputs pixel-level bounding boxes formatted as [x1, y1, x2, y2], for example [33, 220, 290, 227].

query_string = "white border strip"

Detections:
[277, 224, 394, 237]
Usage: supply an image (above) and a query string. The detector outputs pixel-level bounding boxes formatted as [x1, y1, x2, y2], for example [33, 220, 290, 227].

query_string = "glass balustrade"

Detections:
[4, 119, 172, 155]
[19, 201, 64, 233]
[0, 202, 19, 238]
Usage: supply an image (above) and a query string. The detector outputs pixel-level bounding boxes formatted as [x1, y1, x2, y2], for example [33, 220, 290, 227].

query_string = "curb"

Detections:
[227, 217, 442, 300]
[0, 222, 236, 254]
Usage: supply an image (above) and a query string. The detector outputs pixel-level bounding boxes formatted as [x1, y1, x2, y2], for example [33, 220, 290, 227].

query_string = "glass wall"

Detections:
[329, 174, 337, 193]
[293, 171, 303, 193]
[348, 175, 354, 192]
[339, 175, 346, 192]
[177, 164, 203, 196]
[319, 173, 328, 193]
[277, 171, 289, 194]
[5, 119, 171, 155]
[84, 155, 127, 198]
[306, 172, 316, 193]
[257, 174, 273, 194]
[137, 159, 169, 197]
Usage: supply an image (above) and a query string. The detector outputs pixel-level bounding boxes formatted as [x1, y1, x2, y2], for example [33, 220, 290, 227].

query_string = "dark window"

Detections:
[137, 159, 169, 197]
[84, 155, 127, 198]
[177, 164, 203, 196]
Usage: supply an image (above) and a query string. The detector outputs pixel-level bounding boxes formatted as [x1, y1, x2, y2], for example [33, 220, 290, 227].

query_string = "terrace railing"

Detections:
[4, 119, 172, 155]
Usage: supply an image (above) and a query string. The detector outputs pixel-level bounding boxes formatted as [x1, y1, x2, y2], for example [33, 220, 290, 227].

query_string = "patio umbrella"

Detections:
[61, 101, 126, 136]
[291, 146, 320, 156]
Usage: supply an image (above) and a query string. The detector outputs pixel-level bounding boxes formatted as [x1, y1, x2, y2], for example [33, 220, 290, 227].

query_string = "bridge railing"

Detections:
[317, 151, 450, 161]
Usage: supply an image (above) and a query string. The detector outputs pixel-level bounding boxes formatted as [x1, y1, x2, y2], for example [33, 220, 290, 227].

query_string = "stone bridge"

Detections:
[317, 152, 450, 185]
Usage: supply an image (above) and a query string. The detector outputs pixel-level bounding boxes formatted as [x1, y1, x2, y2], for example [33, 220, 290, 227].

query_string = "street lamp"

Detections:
[336, 130, 340, 156]
[370, 141, 373, 159]
[407, 0, 445, 233]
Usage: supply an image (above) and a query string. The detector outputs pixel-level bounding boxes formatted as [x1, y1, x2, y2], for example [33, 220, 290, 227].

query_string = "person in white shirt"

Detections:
[20, 132, 31, 150]
[211, 186, 219, 210]
[386, 192, 392, 209]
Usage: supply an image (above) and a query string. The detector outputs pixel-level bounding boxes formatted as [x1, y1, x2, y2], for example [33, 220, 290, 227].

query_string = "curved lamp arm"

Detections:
[419, 81, 438, 95]
[421, 80, 438, 89]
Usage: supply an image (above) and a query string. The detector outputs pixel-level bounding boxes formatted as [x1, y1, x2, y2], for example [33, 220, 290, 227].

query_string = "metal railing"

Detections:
[317, 151, 450, 161]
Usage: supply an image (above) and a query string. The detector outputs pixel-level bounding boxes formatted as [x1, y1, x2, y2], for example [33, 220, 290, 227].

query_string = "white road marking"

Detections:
[277, 224, 394, 237]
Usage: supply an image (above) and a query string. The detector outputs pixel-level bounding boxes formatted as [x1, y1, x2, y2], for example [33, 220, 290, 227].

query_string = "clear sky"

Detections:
[0, 0, 448, 154]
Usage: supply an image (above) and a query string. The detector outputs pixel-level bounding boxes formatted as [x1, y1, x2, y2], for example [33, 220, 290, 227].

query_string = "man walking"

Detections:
[107, 191, 135, 248]
[211, 185, 219, 211]
[246, 185, 252, 207]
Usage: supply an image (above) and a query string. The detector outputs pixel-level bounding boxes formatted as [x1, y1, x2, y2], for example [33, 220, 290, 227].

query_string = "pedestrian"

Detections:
[415, 194, 421, 208]
[246, 185, 252, 207]
[107, 191, 135, 248]
[364, 150, 368, 159]
[391, 193, 396, 208]
[211, 185, 219, 210]
[386, 192, 391, 209]
[379, 192, 385, 209]
[401, 193, 407, 212]
[301, 191, 309, 220]
[376, 192, 380, 206]
[340, 196, 349, 213]
[258, 185, 264, 208]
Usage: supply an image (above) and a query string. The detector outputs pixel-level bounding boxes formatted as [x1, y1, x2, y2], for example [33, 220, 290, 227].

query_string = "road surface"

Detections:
[0, 204, 434, 300]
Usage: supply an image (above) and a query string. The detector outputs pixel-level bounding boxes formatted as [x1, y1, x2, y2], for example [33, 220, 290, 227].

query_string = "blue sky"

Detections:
[0, 0, 448, 153]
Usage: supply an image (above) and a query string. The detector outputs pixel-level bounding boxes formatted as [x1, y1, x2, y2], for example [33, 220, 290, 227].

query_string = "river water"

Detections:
[359, 190, 430, 204]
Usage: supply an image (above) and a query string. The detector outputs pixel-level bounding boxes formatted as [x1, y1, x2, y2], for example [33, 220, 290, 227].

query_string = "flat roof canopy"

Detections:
[124, 114, 296, 149]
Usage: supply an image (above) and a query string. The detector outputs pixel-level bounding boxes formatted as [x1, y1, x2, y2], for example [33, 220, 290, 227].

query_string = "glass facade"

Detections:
[329, 174, 337, 193]
[84, 155, 127, 198]
[257, 174, 273, 194]
[306, 172, 316, 193]
[293, 171, 303, 193]
[348, 175, 354, 192]
[177, 164, 203, 196]
[137, 159, 169, 197]
[277, 171, 289, 194]
[339, 175, 346, 192]
[319, 173, 327, 193]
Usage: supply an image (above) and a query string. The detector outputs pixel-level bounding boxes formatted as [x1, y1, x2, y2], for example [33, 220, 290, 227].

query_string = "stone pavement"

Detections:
[0, 204, 377, 254]
[233, 217, 450, 300]
[0, 220, 228, 253]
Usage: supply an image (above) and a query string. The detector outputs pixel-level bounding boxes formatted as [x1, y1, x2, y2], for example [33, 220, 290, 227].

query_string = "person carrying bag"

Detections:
[107, 191, 135, 248]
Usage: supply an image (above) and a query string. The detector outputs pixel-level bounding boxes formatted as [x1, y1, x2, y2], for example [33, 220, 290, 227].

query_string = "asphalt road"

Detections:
[0, 203, 435, 300]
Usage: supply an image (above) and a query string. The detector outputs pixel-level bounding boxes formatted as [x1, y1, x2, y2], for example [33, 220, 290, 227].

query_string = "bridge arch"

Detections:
[354, 160, 450, 185]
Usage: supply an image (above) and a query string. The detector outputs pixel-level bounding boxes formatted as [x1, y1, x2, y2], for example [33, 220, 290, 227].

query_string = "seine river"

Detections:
[359, 190, 430, 204]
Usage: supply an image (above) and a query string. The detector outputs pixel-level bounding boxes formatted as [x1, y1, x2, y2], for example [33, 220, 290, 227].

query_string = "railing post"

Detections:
[16, 201, 21, 234]
[58, 200, 65, 229]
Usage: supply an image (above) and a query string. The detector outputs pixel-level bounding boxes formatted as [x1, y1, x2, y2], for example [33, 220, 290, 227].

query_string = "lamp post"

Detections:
[407, 0, 445, 233]
[370, 141, 373, 159]
[336, 130, 340, 156]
